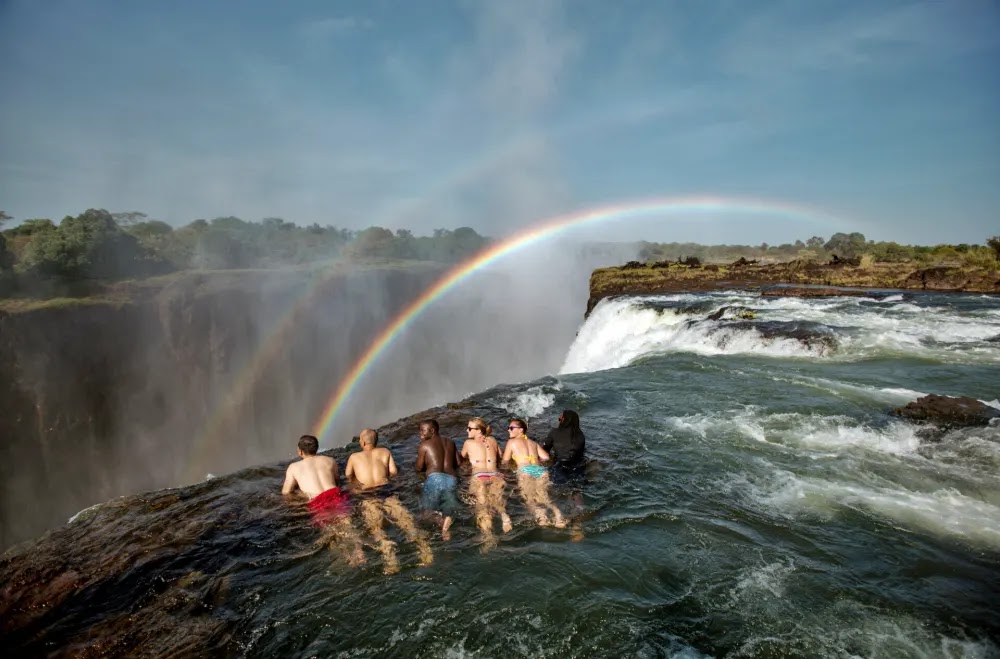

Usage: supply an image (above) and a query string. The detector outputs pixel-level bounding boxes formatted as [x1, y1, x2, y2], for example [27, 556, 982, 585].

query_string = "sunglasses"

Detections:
[467, 426, 479, 431]
[507, 425, 522, 430]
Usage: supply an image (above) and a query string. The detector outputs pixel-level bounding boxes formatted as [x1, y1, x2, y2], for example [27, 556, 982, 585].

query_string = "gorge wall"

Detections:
[0, 264, 448, 549]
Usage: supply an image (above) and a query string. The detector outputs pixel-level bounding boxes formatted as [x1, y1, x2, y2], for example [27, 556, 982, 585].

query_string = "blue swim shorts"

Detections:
[421, 472, 460, 515]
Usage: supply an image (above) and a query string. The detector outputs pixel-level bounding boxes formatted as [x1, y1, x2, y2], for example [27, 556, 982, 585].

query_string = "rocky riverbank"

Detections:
[586, 258, 1000, 315]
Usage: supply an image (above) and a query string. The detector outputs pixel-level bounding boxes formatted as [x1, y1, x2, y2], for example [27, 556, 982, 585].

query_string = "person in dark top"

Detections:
[541, 409, 586, 466]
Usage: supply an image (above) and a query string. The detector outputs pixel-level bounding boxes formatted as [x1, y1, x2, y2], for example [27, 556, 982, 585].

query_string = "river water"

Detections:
[2, 291, 999, 657]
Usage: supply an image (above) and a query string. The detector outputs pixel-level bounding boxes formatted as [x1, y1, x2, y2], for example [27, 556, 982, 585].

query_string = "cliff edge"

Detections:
[587, 258, 1000, 316]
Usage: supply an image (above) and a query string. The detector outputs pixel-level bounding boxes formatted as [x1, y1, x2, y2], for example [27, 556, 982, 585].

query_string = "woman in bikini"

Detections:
[461, 417, 512, 548]
[501, 418, 566, 528]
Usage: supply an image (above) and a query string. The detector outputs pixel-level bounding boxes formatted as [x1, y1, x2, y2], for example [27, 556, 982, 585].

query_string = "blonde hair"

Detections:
[468, 417, 492, 437]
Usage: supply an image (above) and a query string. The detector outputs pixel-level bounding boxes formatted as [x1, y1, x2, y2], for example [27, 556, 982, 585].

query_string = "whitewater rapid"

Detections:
[561, 292, 1000, 373]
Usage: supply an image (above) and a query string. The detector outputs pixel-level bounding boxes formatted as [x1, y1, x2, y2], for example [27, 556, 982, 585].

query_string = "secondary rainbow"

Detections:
[312, 195, 858, 442]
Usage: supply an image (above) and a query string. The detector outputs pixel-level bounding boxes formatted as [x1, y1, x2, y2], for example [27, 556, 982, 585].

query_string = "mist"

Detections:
[4, 0, 999, 549]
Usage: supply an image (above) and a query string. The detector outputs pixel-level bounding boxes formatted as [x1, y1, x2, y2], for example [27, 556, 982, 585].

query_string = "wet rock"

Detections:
[892, 394, 1000, 427]
[760, 287, 871, 298]
[706, 305, 755, 321]
[899, 266, 971, 291]
[731, 257, 758, 267]
[713, 320, 839, 354]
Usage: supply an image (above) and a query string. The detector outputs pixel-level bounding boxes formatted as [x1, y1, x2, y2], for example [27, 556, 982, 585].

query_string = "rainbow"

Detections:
[311, 195, 859, 443]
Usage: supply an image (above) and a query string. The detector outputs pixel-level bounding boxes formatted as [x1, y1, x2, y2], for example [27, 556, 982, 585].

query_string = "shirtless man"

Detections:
[461, 417, 512, 550]
[345, 428, 432, 573]
[414, 419, 462, 539]
[282, 434, 364, 565]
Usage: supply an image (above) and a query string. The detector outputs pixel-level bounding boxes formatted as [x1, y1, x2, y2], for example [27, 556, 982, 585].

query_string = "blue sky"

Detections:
[1, 0, 997, 244]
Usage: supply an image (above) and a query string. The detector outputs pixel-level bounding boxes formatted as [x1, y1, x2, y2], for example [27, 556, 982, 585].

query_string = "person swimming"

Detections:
[281, 434, 364, 565]
[501, 418, 566, 528]
[414, 419, 462, 540]
[460, 417, 511, 548]
[541, 409, 586, 469]
[346, 428, 432, 573]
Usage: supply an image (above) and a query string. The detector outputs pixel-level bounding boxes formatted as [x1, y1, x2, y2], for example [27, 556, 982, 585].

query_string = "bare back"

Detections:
[417, 435, 459, 476]
[346, 447, 397, 489]
[283, 455, 339, 499]
[502, 436, 548, 469]
[462, 437, 501, 474]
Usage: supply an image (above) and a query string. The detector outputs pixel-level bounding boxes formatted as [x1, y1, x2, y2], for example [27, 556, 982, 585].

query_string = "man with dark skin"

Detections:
[414, 419, 463, 539]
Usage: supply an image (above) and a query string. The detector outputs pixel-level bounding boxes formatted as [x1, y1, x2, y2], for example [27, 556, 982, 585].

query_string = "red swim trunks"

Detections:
[308, 487, 351, 527]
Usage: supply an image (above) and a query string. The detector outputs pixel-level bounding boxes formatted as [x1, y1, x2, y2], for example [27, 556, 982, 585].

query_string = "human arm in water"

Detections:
[536, 442, 551, 463]
[415, 442, 427, 474]
[281, 464, 299, 495]
[387, 450, 398, 479]
[344, 454, 356, 483]
[540, 430, 554, 454]
[501, 439, 513, 469]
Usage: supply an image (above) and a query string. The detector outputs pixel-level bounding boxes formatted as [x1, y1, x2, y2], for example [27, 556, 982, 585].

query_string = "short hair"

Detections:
[360, 428, 378, 446]
[298, 435, 319, 455]
[509, 418, 527, 432]
[420, 419, 439, 433]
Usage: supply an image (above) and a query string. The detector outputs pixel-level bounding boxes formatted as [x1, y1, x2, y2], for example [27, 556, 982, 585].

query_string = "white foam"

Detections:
[563, 293, 1000, 370]
[668, 408, 923, 457]
[561, 298, 827, 373]
[728, 561, 795, 602]
[487, 384, 558, 419]
[68, 501, 105, 525]
[750, 470, 1000, 549]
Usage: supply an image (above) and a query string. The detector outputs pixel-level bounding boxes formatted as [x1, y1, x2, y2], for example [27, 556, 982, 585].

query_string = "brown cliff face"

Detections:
[586, 260, 1000, 316]
[0, 265, 446, 549]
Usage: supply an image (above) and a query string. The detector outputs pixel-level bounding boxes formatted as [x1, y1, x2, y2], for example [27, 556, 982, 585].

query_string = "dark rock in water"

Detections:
[706, 306, 728, 321]
[706, 305, 755, 321]
[892, 394, 1000, 427]
[711, 320, 839, 353]
[760, 287, 871, 298]
[986, 334, 1000, 343]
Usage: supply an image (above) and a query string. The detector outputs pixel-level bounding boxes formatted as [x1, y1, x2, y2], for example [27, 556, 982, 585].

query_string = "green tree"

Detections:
[21, 209, 151, 279]
[824, 232, 866, 258]
[344, 226, 397, 258]
[987, 236, 1000, 261]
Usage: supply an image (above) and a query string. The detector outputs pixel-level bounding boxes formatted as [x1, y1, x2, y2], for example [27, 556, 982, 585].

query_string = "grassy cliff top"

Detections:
[0, 259, 446, 315]
[587, 259, 1000, 315]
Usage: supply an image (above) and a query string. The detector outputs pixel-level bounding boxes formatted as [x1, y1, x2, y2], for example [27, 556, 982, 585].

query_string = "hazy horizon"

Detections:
[2, 1, 998, 246]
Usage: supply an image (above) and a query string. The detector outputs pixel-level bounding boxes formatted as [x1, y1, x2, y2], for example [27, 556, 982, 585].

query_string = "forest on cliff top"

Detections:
[1, 208, 998, 300]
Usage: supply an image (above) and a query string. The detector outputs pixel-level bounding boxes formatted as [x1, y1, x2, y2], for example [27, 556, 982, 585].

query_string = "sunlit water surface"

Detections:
[3, 291, 999, 657]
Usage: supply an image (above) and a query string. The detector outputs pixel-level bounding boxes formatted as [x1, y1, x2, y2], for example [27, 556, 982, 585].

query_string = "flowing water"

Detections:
[3, 291, 999, 657]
